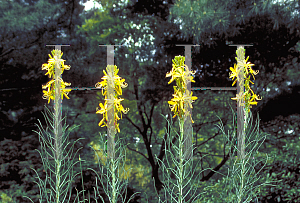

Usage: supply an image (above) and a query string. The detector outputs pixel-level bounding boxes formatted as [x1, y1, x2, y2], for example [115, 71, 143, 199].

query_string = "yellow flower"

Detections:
[166, 64, 196, 88]
[246, 93, 262, 107]
[231, 91, 246, 107]
[42, 79, 55, 90]
[95, 66, 128, 96]
[166, 64, 186, 85]
[168, 89, 197, 116]
[184, 90, 198, 110]
[250, 93, 262, 102]
[96, 99, 126, 133]
[115, 122, 121, 133]
[42, 50, 70, 78]
[168, 87, 186, 117]
[237, 56, 255, 76]
[229, 63, 241, 86]
[245, 75, 254, 87]
[166, 68, 178, 85]
[114, 97, 129, 119]
[96, 102, 108, 127]
[166, 56, 197, 123]
[95, 65, 129, 133]
[42, 90, 54, 104]
[248, 67, 259, 80]
[42, 78, 71, 102]
[116, 78, 128, 95]
[41, 63, 54, 78]
[61, 81, 72, 100]
[95, 80, 107, 96]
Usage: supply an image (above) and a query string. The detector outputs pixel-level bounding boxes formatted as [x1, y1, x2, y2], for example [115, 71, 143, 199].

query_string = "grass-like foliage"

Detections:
[23, 103, 140, 203]
[86, 132, 141, 203]
[152, 104, 279, 203]
[152, 113, 218, 203]
[211, 105, 280, 203]
[23, 105, 85, 203]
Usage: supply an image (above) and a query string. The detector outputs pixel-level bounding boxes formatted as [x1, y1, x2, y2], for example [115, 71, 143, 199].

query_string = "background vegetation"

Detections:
[1, 0, 300, 202]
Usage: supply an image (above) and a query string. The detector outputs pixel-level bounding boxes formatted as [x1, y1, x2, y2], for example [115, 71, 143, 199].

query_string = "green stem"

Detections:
[107, 64, 116, 203]
[79, 155, 85, 202]
[54, 52, 62, 203]
[111, 157, 116, 203]
[238, 98, 248, 203]
[55, 161, 61, 203]
[178, 118, 184, 203]
[238, 162, 245, 203]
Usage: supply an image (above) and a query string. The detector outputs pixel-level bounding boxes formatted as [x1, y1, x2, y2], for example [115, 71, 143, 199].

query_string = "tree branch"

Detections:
[200, 138, 236, 181]
[126, 144, 148, 160]
[148, 102, 156, 144]
[193, 130, 220, 149]
[0, 47, 15, 59]
[133, 73, 147, 136]
[200, 150, 231, 181]
[123, 113, 143, 135]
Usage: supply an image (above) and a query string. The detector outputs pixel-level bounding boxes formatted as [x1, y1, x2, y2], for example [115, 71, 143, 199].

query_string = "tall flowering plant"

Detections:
[194, 47, 279, 203]
[153, 55, 201, 203]
[24, 49, 87, 203]
[214, 46, 277, 203]
[93, 64, 133, 203]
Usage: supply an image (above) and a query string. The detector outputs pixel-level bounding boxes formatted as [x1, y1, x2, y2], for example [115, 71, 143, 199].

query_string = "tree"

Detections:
[168, 0, 300, 54]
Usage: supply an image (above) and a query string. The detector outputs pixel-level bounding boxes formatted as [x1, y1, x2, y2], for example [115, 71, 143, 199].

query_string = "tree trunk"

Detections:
[152, 163, 165, 195]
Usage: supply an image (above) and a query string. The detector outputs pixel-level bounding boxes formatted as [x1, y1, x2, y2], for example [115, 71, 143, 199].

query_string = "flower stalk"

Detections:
[95, 64, 129, 203]
[166, 55, 197, 203]
[41, 49, 72, 202]
[229, 46, 263, 203]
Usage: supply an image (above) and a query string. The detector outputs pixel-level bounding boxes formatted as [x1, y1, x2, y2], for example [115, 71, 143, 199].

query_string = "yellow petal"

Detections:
[115, 112, 121, 120]
[168, 100, 176, 105]
[166, 72, 171, 77]
[248, 101, 258, 105]
[116, 123, 120, 133]
[231, 79, 237, 86]
[99, 118, 105, 127]
[62, 91, 70, 99]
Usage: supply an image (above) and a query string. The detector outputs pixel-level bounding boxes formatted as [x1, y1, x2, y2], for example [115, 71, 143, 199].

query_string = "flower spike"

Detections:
[229, 47, 262, 114]
[95, 65, 129, 133]
[41, 49, 71, 103]
[166, 55, 197, 123]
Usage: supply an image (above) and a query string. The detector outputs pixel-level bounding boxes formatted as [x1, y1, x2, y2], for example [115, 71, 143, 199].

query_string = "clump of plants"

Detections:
[23, 47, 280, 203]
